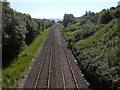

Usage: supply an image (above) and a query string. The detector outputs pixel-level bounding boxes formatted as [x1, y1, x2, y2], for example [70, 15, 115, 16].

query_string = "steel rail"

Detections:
[58, 30, 79, 89]
[34, 33, 53, 89]
[47, 39, 54, 89]
[56, 31, 66, 89]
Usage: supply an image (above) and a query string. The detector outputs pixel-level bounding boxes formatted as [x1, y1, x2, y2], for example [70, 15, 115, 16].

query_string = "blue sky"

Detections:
[9, 0, 119, 19]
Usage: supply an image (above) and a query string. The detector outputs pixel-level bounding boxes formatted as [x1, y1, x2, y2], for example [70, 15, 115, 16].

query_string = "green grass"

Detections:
[2, 26, 53, 88]
[0, 69, 2, 90]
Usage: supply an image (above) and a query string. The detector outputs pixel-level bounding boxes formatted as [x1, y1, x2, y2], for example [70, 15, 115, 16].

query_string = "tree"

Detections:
[25, 15, 38, 45]
[2, 1, 54, 68]
[114, 7, 120, 19]
[51, 20, 55, 24]
[99, 11, 113, 24]
[57, 21, 62, 24]
[63, 14, 74, 27]
[2, 2, 25, 67]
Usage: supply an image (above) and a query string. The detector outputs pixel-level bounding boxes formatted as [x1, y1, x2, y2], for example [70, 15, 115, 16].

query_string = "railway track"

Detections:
[24, 25, 89, 89]
[56, 29, 79, 89]
[34, 29, 54, 89]
[57, 41, 66, 89]
[58, 27, 89, 88]
[34, 40, 53, 89]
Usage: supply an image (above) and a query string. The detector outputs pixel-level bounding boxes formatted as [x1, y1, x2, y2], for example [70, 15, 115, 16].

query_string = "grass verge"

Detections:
[2, 26, 53, 88]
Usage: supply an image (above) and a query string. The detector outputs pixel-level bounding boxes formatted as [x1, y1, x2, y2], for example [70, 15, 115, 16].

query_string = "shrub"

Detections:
[99, 11, 113, 24]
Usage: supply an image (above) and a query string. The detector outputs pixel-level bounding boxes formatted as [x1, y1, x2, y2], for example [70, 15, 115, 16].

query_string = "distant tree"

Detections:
[43, 19, 53, 29]
[63, 14, 74, 27]
[57, 21, 62, 24]
[51, 20, 55, 24]
[110, 7, 115, 10]
[99, 11, 113, 24]
[24, 14, 39, 45]
[85, 11, 95, 16]
[102, 9, 106, 12]
[114, 8, 120, 19]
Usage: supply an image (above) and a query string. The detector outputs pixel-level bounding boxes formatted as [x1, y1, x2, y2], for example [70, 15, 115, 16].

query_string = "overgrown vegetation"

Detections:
[62, 6, 120, 89]
[2, 2, 54, 68]
[63, 14, 75, 27]
[2, 2, 54, 88]
[2, 26, 53, 88]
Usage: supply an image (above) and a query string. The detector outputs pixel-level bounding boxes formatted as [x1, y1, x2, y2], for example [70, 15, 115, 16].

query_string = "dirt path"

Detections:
[23, 24, 89, 89]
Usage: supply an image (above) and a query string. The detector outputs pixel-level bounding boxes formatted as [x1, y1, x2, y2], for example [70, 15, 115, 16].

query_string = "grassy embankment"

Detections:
[62, 6, 120, 89]
[2, 26, 53, 88]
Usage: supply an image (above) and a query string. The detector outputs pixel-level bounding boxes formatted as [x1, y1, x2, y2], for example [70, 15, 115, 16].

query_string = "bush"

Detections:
[62, 6, 120, 89]
[99, 11, 113, 24]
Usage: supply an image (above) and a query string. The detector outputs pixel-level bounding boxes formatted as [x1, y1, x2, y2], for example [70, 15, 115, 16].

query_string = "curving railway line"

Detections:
[24, 25, 89, 89]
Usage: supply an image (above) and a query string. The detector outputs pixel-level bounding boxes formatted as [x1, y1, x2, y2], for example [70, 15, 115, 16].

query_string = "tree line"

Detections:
[2, 2, 54, 68]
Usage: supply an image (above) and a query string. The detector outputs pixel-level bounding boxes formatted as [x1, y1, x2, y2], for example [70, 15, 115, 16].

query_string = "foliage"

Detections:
[57, 20, 62, 24]
[99, 11, 113, 24]
[63, 14, 74, 27]
[2, 2, 54, 68]
[62, 6, 120, 89]
[2, 26, 53, 88]
[2, 2, 25, 67]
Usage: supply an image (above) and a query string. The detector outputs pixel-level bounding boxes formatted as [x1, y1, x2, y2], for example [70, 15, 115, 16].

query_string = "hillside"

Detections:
[62, 6, 120, 89]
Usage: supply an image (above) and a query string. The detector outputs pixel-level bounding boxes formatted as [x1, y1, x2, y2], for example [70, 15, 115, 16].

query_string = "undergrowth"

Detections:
[2, 26, 53, 88]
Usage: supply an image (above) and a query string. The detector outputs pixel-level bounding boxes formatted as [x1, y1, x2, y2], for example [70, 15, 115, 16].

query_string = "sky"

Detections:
[8, 0, 120, 19]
